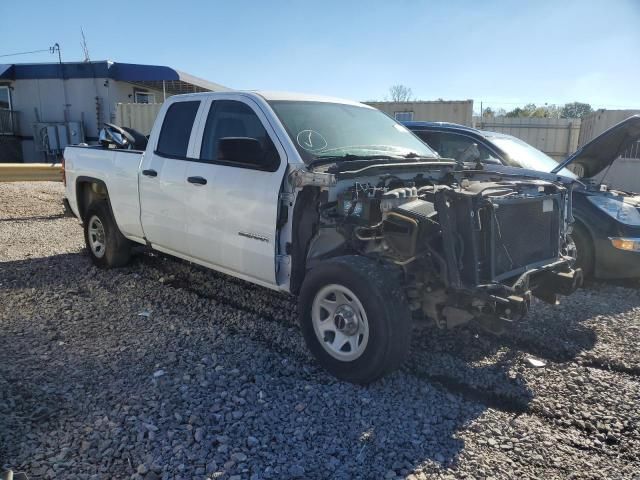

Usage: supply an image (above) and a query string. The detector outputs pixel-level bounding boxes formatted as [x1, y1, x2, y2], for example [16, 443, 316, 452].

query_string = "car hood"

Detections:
[472, 163, 577, 186]
[551, 115, 640, 179]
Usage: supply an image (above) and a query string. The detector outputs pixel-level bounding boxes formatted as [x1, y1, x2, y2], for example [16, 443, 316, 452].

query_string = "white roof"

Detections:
[253, 90, 372, 108]
[169, 90, 374, 109]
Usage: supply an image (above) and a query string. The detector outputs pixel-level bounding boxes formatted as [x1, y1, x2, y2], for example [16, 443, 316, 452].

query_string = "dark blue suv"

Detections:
[405, 118, 640, 279]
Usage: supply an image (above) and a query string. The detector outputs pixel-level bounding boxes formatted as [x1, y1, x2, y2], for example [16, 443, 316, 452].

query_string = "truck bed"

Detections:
[64, 145, 145, 241]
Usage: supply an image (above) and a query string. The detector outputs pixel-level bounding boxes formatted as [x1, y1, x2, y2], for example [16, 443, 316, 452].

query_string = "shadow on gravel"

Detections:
[505, 283, 640, 363]
[2, 252, 639, 478]
[0, 253, 482, 477]
[0, 253, 482, 476]
[0, 214, 67, 223]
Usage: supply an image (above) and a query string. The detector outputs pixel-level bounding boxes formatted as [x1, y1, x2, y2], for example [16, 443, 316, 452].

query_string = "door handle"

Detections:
[187, 176, 207, 185]
[142, 169, 157, 177]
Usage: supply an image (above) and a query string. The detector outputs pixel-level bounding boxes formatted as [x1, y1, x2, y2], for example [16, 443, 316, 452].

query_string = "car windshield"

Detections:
[268, 100, 438, 164]
[486, 134, 577, 178]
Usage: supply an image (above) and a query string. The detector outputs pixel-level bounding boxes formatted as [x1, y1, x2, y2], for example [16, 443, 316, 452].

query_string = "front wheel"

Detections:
[571, 223, 594, 278]
[298, 256, 412, 384]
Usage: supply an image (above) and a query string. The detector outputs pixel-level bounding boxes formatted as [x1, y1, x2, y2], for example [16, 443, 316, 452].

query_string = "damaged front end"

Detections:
[302, 163, 582, 332]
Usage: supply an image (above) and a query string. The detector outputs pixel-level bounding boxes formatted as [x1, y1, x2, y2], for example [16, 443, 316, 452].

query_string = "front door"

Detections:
[139, 100, 201, 254]
[184, 97, 287, 286]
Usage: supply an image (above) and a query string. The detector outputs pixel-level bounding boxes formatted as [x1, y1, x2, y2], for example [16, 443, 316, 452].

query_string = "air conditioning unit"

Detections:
[33, 122, 85, 154]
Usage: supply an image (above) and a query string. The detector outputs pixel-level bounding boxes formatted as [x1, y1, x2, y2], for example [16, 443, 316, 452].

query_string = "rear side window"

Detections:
[437, 132, 501, 164]
[156, 101, 200, 158]
[200, 100, 279, 171]
[414, 131, 442, 153]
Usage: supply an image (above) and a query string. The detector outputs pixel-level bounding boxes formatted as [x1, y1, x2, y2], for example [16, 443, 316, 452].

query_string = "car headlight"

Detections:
[587, 196, 640, 226]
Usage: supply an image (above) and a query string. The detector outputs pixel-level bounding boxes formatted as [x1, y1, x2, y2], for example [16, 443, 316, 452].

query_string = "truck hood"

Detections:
[551, 115, 640, 179]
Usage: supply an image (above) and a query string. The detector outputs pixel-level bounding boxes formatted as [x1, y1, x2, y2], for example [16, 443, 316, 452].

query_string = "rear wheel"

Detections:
[83, 201, 132, 268]
[571, 223, 594, 278]
[298, 256, 412, 384]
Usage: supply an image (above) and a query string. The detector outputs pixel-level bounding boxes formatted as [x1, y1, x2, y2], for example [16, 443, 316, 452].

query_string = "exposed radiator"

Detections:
[489, 196, 561, 279]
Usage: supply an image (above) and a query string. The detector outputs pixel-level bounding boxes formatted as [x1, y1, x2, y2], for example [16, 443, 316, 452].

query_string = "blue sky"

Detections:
[2, 0, 639, 111]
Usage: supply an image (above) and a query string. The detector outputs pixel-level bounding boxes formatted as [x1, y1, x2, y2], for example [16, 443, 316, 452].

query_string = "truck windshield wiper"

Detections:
[308, 153, 419, 169]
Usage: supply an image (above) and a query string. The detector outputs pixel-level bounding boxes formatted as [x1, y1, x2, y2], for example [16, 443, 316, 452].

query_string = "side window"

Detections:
[437, 133, 501, 164]
[414, 131, 442, 154]
[156, 101, 200, 158]
[200, 100, 280, 171]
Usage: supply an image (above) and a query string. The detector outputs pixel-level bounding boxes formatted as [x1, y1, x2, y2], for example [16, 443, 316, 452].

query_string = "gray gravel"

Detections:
[1, 182, 639, 479]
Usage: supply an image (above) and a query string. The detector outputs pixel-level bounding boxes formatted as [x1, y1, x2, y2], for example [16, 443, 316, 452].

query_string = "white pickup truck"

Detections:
[64, 91, 582, 383]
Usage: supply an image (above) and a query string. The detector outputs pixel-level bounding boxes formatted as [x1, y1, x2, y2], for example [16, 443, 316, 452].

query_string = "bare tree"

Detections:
[389, 85, 413, 102]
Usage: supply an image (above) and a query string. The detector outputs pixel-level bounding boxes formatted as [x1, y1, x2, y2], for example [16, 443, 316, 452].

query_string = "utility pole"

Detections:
[51, 43, 70, 122]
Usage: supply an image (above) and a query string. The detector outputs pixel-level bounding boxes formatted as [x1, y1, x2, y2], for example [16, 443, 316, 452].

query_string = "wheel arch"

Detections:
[571, 214, 597, 273]
[75, 176, 113, 223]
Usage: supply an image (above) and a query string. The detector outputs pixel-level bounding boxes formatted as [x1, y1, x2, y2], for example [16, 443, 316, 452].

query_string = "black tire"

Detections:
[571, 222, 594, 278]
[83, 200, 132, 268]
[298, 256, 412, 384]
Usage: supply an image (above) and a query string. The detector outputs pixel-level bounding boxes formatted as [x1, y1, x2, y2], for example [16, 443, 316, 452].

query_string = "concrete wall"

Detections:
[8, 77, 165, 161]
[475, 117, 581, 160]
[365, 100, 474, 126]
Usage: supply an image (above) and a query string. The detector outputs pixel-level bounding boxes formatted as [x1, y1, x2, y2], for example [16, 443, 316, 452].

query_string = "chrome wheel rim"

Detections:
[311, 284, 369, 361]
[88, 215, 106, 258]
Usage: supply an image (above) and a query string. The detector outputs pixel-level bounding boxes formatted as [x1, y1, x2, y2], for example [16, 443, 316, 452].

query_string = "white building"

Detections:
[0, 61, 227, 162]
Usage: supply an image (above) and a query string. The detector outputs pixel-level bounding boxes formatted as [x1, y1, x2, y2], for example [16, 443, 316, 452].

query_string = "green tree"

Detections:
[560, 102, 593, 119]
[482, 107, 495, 118]
[505, 103, 561, 118]
[505, 107, 527, 118]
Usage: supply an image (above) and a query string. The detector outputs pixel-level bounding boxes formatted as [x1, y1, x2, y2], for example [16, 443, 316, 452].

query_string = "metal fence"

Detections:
[474, 117, 581, 160]
[579, 109, 640, 147]
[115, 103, 163, 135]
[365, 100, 474, 126]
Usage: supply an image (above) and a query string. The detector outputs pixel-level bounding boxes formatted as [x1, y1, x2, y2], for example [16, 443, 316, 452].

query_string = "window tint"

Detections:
[156, 101, 200, 158]
[414, 131, 442, 154]
[394, 111, 414, 122]
[200, 100, 279, 170]
[431, 132, 501, 164]
[135, 91, 156, 104]
[0, 86, 10, 109]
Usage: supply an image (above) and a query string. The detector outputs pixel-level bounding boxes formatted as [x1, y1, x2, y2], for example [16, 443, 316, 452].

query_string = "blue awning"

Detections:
[108, 62, 180, 82]
[107, 62, 228, 93]
[0, 64, 15, 80]
[0, 61, 227, 93]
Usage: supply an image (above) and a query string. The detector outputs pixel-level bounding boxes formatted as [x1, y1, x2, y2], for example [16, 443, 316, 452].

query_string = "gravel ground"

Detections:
[1, 182, 639, 480]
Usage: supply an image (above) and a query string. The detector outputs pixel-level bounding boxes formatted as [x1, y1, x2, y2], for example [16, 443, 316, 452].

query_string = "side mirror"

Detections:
[217, 137, 263, 165]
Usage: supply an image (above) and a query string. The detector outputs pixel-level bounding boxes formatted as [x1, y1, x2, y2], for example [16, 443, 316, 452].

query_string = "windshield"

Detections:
[268, 101, 438, 163]
[486, 134, 577, 179]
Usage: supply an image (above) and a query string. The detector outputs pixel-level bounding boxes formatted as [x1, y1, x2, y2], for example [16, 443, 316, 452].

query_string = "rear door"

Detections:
[139, 100, 202, 253]
[184, 96, 287, 286]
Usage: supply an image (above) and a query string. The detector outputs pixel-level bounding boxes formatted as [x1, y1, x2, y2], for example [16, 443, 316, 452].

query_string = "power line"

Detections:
[0, 48, 52, 58]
